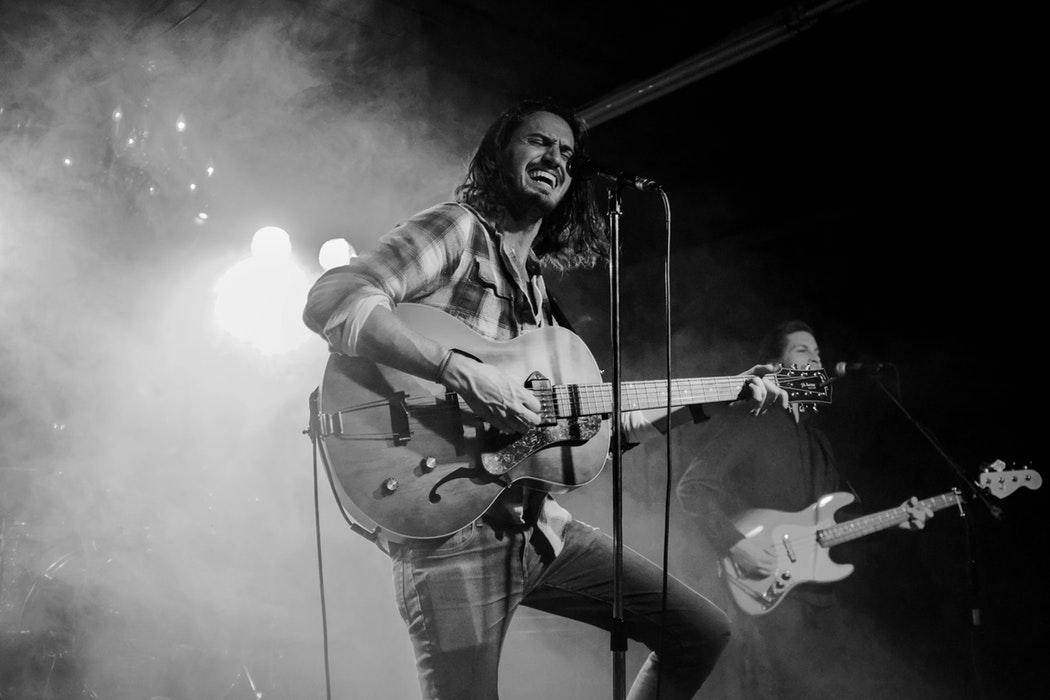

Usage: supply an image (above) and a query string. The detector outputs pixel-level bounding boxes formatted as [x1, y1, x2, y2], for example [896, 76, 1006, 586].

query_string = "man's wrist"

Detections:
[436, 348, 481, 387]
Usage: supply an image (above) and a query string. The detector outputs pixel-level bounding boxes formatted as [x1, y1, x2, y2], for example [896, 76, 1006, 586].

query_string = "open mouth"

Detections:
[528, 169, 557, 188]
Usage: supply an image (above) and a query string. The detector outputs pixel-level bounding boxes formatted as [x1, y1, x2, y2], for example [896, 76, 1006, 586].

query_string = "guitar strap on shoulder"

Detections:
[545, 289, 576, 333]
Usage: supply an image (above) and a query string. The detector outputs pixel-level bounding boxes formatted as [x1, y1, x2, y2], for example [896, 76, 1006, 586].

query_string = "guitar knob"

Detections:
[381, 478, 400, 494]
[421, 456, 438, 473]
[780, 571, 791, 580]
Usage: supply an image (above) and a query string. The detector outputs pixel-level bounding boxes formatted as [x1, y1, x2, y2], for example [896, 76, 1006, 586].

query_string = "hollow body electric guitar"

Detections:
[722, 462, 1042, 616]
[314, 303, 831, 544]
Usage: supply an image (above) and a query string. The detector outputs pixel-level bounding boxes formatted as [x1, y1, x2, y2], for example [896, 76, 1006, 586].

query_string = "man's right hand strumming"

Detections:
[440, 351, 542, 435]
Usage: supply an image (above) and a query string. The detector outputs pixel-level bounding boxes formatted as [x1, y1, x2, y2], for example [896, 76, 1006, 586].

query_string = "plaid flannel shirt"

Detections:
[303, 202, 573, 553]
[304, 202, 553, 353]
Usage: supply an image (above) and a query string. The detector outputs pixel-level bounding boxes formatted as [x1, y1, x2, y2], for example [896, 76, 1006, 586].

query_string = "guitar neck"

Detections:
[817, 491, 962, 548]
[553, 376, 746, 417]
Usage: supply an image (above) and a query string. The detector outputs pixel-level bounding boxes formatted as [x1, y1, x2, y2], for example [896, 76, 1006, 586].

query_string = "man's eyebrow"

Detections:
[527, 132, 573, 146]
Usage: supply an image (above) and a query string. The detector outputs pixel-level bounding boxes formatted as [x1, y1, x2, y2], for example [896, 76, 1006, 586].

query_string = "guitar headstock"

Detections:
[978, 459, 1042, 499]
[774, 366, 833, 407]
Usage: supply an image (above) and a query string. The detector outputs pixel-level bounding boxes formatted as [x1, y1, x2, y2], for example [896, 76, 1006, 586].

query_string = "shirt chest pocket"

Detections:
[472, 257, 516, 302]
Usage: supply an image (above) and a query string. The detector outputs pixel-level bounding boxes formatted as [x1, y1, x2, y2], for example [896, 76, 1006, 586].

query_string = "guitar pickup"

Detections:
[524, 371, 557, 426]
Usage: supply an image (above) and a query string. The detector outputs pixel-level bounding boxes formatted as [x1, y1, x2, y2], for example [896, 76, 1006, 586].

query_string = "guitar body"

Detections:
[721, 492, 856, 616]
[719, 464, 1040, 616]
[317, 304, 609, 543]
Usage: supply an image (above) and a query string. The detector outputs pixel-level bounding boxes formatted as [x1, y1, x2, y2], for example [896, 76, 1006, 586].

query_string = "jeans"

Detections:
[392, 518, 730, 699]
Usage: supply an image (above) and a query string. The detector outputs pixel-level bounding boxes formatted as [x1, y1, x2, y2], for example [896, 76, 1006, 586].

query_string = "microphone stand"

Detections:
[605, 185, 627, 700]
[874, 381, 1003, 519]
[874, 379, 999, 699]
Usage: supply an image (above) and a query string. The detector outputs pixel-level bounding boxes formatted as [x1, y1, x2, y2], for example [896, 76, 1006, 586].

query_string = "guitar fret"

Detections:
[819, 492, 962, 547]
[552, 377, 745, 417]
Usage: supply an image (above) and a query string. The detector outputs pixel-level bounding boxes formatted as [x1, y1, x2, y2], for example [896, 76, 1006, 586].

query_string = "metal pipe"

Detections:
[578, 0, 870, 126]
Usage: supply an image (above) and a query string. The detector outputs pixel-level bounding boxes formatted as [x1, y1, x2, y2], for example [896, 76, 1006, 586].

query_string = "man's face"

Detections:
[503, 111, 575, 218]
[780, 331, 822, 369]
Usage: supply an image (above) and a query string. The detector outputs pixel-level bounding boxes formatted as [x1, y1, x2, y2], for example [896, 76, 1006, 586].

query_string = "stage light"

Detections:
[213, 257, 312, 356]
[212, 226, 311, 355]
[318, 238, 356, 271]
[250, 226, 291, 261]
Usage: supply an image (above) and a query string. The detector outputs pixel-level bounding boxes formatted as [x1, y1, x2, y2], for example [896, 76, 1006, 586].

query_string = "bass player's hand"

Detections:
[730, 537, 777, 578]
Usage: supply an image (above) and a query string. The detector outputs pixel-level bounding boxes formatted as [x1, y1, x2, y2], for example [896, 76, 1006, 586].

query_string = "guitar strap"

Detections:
[545, 289, 576, 333]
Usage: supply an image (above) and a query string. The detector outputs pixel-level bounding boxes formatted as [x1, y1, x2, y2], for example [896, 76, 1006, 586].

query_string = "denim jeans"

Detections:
[392, 518, 730, 699]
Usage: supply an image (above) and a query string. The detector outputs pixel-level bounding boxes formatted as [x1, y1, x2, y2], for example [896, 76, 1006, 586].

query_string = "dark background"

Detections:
[1, 0, 1043, 698]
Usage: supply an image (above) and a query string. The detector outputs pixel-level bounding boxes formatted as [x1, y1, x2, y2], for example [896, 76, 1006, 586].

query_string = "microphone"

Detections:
[833, 361, 894, 378]
[568, 155, 661, 192]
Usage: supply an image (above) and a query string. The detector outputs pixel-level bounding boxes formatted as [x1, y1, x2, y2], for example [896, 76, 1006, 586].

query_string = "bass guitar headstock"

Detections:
[979, 459, 1042, 499]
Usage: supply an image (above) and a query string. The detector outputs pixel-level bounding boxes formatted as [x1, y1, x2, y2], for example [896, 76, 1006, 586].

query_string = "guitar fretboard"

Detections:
[552, 377, 745, 417]
[817, 491, 962, 547]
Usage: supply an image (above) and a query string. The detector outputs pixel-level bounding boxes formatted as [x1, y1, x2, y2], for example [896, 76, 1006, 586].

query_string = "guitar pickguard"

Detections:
[481, 416, 602, 476]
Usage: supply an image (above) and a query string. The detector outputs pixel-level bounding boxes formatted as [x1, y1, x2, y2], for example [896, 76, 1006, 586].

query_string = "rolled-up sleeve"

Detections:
[302, 203, 471, 355]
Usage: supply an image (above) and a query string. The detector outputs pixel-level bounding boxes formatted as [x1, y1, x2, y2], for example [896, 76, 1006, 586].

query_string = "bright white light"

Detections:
[318, 238, 357, 271]
[213, 255, 313, 355]
[176, 114, 187, 132]
[250, 226, 291, 261]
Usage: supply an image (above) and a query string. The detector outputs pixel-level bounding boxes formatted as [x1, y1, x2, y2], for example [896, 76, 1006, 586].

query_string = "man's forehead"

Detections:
[517, 112, 574, 141]
[786, 331, 817, 347]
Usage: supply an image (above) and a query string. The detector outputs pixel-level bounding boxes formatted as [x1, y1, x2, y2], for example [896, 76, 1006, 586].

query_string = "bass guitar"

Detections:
[721, 461, 1041, 615]
[314, 303, 831, 543]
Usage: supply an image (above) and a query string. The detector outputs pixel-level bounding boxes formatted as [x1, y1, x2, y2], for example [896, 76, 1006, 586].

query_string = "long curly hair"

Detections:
[454, 98, 608, 271]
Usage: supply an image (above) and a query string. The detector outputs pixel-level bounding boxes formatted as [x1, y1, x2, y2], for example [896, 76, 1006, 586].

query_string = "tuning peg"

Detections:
[980, 458, 1006, 473]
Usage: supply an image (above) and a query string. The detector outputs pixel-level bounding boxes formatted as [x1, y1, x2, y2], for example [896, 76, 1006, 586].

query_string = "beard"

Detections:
[504, 180, 562, 223]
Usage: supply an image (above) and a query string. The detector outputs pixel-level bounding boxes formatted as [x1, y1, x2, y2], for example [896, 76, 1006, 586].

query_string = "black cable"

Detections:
[657, 186, 672, 698]
[160, 0, 211, 35]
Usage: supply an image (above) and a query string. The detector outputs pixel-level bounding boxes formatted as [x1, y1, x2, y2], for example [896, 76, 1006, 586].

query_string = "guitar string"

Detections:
[758, 494, 962, 549]
[332, 373, 827, 435]
[368, 375, 803, 423]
